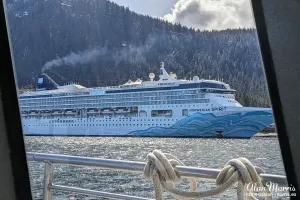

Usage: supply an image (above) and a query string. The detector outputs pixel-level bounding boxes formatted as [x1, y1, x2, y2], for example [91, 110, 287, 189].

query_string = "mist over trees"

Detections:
[6, 0, 270, 107]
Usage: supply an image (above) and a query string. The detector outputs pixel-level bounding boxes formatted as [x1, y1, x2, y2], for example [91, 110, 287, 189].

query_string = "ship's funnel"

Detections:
[36, 74, 59, 91]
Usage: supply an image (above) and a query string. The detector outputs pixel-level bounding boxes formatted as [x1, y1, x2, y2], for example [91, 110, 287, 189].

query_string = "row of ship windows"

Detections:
[21, 94, 203, 103]
[48, 118, 179, 123]
[29, 105, 193, 110]
[21, 100, 211, 109]
[21, 98, 206, 106]
[21, 98, 208, 106]
[25, 124, 173, 127]
[19, 90, 199, 102]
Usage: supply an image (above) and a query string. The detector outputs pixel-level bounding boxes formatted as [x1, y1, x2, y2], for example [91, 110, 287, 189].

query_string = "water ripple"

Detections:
[25, 137, 287, 200]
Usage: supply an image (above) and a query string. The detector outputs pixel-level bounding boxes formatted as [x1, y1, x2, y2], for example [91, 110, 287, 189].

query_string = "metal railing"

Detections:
[27, 152, 288, 200]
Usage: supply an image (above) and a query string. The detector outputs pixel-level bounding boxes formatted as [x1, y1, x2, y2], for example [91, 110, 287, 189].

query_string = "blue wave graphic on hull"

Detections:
[128, 111, 274, 138]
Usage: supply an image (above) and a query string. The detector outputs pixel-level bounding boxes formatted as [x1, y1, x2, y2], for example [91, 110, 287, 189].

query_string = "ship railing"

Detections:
[26, 152, 288, 200]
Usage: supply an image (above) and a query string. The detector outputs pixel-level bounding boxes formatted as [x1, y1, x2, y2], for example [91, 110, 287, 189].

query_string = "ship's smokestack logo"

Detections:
[38, 77, 44, 84]
[37, 74, 59, 90]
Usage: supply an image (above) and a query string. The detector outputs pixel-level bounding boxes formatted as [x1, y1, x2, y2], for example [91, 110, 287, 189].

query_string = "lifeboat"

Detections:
[28, 110, 39, 116]
[151, 110, 172, 117]
[130, 107, 138, 113]
[165, 111, 172, 116]
[52, 109, 63, 115]
[40, 110, 52, 115]
[87, 108, 99, 114]
[21, 111, 28, 117]
[64, 109, 77, 115]
[101, 108, 114, 114]
[115, 107, 130, 114]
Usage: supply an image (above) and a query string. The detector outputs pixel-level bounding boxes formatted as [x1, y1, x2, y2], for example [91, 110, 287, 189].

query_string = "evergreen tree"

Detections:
[6, 0, 270, 107]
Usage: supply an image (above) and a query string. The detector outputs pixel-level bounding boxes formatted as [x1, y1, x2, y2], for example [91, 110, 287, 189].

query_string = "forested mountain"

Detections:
[5, 0, 270, 107]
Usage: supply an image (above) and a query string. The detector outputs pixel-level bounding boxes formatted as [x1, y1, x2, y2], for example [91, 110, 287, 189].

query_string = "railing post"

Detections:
[43, 161, 53, 200]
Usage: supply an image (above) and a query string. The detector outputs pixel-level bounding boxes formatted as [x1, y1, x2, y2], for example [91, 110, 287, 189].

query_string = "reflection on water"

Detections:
[25, 137, 286, 200]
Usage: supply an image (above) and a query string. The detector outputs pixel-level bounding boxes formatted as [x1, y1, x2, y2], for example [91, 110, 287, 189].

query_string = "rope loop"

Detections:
[144, 150, 272, 200]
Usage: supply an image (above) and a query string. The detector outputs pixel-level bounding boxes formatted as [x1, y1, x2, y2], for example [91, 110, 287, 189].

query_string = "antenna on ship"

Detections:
[149, 73, 155, 81]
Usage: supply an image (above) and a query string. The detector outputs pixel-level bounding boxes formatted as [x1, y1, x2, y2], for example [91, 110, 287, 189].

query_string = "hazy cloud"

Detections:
[42, 47, 107, 72]
[42, 34, 161, 72]
[163, 0, 255, 30]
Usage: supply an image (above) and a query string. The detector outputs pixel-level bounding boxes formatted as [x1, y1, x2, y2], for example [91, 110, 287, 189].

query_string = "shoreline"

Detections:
[254, 132, 277, 138]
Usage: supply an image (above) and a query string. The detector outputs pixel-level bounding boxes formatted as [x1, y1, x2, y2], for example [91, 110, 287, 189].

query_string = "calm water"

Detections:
[25, 137, 287, 200]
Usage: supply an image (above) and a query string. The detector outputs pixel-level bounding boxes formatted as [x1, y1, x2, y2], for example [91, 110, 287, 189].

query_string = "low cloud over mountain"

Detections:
[164, 0, 255, 30]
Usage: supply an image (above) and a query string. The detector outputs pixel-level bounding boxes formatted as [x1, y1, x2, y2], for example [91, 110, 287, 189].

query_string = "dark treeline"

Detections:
[6, 0, 270, 107]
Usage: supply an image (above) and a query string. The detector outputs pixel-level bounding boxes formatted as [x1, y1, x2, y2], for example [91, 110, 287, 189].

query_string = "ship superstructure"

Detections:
[19, 62, 273, 138]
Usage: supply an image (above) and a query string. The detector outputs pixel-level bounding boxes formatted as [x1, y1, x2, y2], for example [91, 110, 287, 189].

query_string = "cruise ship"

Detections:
[19, 62, 274, 138]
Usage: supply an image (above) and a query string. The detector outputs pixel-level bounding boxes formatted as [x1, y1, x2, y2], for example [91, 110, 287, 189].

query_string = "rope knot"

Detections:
[143, 150, 272, 200]
[144, 150, 181, 183]
[216, 157, 263, 186]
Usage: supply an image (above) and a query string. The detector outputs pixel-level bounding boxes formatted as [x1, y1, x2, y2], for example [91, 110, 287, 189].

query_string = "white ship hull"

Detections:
[19, 64, 274, 138]
[22, 107, 273, 138]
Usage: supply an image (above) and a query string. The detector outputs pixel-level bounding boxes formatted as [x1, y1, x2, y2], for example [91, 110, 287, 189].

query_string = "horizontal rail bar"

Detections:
[27, 152, 288, 186]
[50, 184, 153, 200]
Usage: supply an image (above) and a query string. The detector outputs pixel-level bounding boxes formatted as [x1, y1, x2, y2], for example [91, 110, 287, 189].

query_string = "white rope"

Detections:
[143, 150, 272, 200]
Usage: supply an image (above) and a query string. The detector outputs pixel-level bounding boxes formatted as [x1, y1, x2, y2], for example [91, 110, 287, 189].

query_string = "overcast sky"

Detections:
[110, 0, 255, 30]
